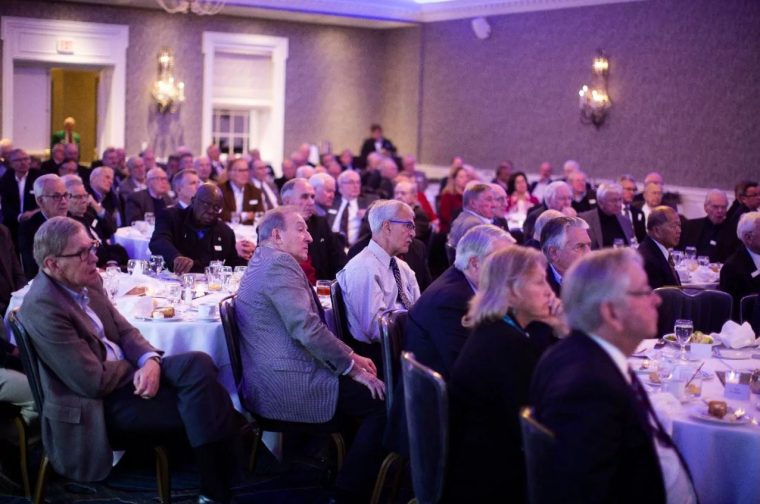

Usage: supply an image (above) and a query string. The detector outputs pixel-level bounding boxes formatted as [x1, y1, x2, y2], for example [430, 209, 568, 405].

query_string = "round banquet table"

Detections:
[113, 223, 258, 261]
[633, 343, 760, 504]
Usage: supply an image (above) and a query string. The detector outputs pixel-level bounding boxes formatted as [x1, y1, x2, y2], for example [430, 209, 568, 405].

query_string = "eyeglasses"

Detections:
[148, 176, 169, 182]
[626, 288, 654, 297]
[340, 180, 361, 186]
[68, 193, 89, 201]
[196, 199, 223, 214]
[388, 219, 415, 231]
[40, 193, 70, 202]
[56, 241, 100, 261]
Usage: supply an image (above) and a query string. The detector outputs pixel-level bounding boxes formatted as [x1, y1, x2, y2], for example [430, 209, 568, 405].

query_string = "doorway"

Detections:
[50, 68, 99, 164]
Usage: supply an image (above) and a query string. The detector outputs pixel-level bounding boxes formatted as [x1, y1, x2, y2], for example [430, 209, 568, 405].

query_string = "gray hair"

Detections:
[61, 174, 84, 192]
[596, 183, 623, 202]
[172, 168, 198, 191]
[543, 181, 571, 207]
[280, 177, 308, 203]
[737, 212, 760, 243]
[462, 183, 493, 208]
[704, 189, 727, 206]
[258, 206, 299, 243]
[33, 174, 63, 197]
[337, 169, 360, 185]
[126, 156, 142, 171]
[33, 216, 86, 268]
[309, 172, 335, 190]
[368, 199, 411, 234]
[295, 165, 315, 179]
[533, 209, 565, 240]
[541, 216, 589, 257]
[454, 224, 515, 272]
[563, 160, 580, 172]
[146, 167, 167, 181]
[563, 248, 642, 334]
[89, 166, 112, 184]
[619, 174, 636, 184]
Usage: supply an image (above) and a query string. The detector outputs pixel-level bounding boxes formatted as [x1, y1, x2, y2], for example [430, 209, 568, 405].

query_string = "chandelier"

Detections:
[578, 50, 611, 128]
[151, 50, 185, 114]
[155, 0, 226, 15]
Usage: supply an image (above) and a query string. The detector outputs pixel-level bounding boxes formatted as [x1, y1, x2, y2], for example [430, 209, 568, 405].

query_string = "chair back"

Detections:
[7, 310, 46, 413]
[519, 407, 556, 504]
[218, 295, 244, 388]
[654, 287, 733, 338]
[329, 280, 351, 343]
[401, 351, 448, 504]
[740, 294, 760, 334]
[380, 309, 408, 416]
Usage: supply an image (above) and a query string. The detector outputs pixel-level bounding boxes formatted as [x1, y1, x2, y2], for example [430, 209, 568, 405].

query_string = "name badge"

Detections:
[214, 245, 223, 251]
[249, 199, 258, 205]
[638, 213, 643, 221]
[91, 219, 98, 228]
[709, 240, 717, 246]
[589, 199, 597, 205]
[752, 270, 760, 278]
[328, 209, 337, 214]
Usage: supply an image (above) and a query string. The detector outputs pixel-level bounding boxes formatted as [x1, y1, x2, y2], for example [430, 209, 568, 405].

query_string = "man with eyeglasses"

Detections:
[337, 200, 420, 364]
[19, 216, 241, 503]
[219, 158, 264, 225]
[124, 167, 175, 225]
[0, 148, 40, 245]
[531, 248, 696, 504]
[331, 170, 378, 248]
[18, 174, 69, 277]
[540, 216, 592, 296]
[150, 183, 253, 274]
[88, 167, 122, 228]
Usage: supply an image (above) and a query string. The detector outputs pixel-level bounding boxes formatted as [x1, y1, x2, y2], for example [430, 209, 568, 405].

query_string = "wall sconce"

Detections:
[155, 0, 226, 16]
[578, 50, 611, 128]
[151, 49, 185, 114]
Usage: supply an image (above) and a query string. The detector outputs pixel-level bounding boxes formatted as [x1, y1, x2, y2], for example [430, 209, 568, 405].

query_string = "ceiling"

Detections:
[59, 0, 645, 28]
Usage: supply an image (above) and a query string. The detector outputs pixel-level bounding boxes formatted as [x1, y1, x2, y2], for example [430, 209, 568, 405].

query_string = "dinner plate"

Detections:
[713, 348, 754, 360]
[186, 316, 221, 322]
[134, 315, 183, 322]
[689, 407, 751, 426]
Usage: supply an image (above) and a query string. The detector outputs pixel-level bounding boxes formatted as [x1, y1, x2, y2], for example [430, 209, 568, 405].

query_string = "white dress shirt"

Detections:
[231, 182, 245, 214]
[16, 173, 28, 213]
[336, 239, 420, 343]
[331, 198, 362, 246]
[589, 335, 696, 504]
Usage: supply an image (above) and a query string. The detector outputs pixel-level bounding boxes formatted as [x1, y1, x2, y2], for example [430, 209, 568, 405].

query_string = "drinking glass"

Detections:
[230, 212, 241, 225]
[127, 259, 139, 275]
[674, 319, 694, 361]
[234, 265, 247, 276]
[144, 212, 156, 227]
[697, 255, 710, 268]
[684, 246, 697, 260]
[167, 282, 182, 306]
[105, 265, 121, 278]
[613, 238, 625, 249]
[104, 275, 119, 301]
[149, 255, 165, 276]
[671, 250, 684, 268]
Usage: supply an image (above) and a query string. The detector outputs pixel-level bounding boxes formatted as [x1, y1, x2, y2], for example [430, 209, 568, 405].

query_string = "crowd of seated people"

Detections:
[1, 127, 760, 503]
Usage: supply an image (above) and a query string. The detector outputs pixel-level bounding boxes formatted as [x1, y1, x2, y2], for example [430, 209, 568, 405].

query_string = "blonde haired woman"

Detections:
[446, 246, 566, 502]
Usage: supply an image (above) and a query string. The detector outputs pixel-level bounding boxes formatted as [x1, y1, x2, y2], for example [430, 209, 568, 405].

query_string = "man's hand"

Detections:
[561, 206, 577, 217]
[540, 296, 569, 338]
[352, 354, 377, 377]
[18, 209, 39, 222]
[348, 365, 385, 400]
[133, 359, 161, 399]
[236, 239, 256, 261]
[173, 256, 194, 274]
[88, 195, 104, 214]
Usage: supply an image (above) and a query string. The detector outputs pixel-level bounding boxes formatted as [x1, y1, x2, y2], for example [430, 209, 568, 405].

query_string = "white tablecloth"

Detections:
[113, 224, 258, 261]
[633, 344, 760, 504]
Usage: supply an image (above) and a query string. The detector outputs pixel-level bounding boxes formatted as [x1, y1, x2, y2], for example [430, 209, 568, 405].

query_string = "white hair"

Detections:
[309, 172, 335, 190]
[368, 199, 412, 234]
[295, 165, 315, 179]
[543, 181, 571, 207]
[596, 183, 623, 202]
[533, 209, 564, 240]
[737, 212, 760, 243]
[454, 224, 514, 272]
[61, 174, 84, 192]
[33, 174, 63, 197]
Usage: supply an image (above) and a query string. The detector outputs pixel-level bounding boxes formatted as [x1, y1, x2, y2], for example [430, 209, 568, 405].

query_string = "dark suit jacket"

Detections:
[124, 189, 174, 225]
[0, 223, 26, 314]
[627, 205, 647, 243]
[307, 214, 347, 281]
[546, 263, 562, 297]
[218, 181, 264, 223]
[447, 318, 555, 502]
[71, 207, 117, 243]
[720, 246, 760, 319]
[359, 137, 397, 163]
[149, 206, 246, 272]
[530, 331, 667, 504]
[579, 207, 634, 250]
[571, 191, 597, 213]
[18, 211, 47, 277]
[0, 169, 39, 242]
[679, 216, 739, 263]
[20, 272, 157, 481]
[522, 202, 548, 242]
[87, 186, 121, 229]
[637, 236, 680, 289]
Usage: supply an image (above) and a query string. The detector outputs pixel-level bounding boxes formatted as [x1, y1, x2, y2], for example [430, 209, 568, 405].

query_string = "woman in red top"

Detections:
[438, 166, 470, 234]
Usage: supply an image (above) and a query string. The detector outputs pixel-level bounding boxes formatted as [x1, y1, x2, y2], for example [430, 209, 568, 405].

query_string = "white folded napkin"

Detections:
[691, 266, 715, 283]
[116, 296, 155, 318]
[716, 320, 758, 349]
[648, 392, 682, 434]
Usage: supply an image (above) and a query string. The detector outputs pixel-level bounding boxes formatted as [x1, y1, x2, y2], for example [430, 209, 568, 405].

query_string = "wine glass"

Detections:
[674, 319, 693, 361]
[127, 259, 139, 275]
[105, 275, 119, 301]
[167, 282, 182, 306]
[149, 255, 165, 276]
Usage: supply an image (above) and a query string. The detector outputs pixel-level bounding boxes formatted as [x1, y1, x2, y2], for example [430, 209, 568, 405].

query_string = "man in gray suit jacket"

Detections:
[235, 205, 386, 501]
[19, 217, 240, 503]
[447, 182, 497, 248]
[579, 183, 636, 250]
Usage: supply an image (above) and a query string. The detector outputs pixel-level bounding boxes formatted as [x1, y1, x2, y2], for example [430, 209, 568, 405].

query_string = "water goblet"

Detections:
[167, 282, 182, 306]
[674, 319, 694, 361]
[684, 246, 697, 261]
[149, 255, 165, 276]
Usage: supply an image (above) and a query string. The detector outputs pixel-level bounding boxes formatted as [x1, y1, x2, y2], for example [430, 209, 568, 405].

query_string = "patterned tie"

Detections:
[390, 257, 412, 309]
[667, 253, 682, 286]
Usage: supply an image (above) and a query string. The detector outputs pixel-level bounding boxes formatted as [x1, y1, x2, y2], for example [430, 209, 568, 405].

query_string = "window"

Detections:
[212, 108, 249, 156]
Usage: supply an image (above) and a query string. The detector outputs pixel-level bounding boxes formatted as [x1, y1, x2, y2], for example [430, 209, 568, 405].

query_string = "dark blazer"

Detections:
[87, 186, 121, 229]
[579, 207, 635, 250]
[0, 169, 39, 242]
[679, 217, 739, 263]
[522, 202, 548, 242]
[20, 272, 157, 481]
[447, 318, 555, 502]
[327, 193, 378, 230]
[72, 207, 117, 243]
[0, 223, 26, 313]
[18, 211, 47, 277]
[627, 205, 647, 243]
[546, 264, 562, 297]
[637, 235, 680, 289]
[359, 137, 397, 163]
[530, 331, 667, 504]
[149, 206, 246, 272]
[124, 189, 174, 225]
[307, 214, 347, 281]
[571, 191, 597, 213]
[218, 181, 264, 223]
[720, 246, 760, 319]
